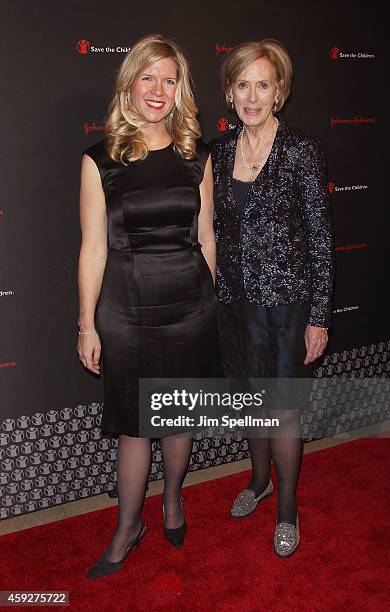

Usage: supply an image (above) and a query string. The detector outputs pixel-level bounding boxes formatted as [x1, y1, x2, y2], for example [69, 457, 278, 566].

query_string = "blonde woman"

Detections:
[78, 34, 220, 579]
[212, 40, 334, 557]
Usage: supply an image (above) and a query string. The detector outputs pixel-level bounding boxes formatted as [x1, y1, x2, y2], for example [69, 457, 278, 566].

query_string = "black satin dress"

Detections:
[83, 139, 221, 437]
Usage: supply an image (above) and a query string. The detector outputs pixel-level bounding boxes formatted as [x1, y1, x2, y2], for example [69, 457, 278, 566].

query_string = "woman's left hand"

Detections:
[304, 325, 328, 364]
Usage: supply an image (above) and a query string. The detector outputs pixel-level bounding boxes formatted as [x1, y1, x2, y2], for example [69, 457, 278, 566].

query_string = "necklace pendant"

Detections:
[251, 164, 259, 172]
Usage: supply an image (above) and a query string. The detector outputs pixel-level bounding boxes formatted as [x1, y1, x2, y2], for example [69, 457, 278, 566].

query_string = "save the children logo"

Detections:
[77, 39, 90, 54]
[76, 39, 131, 54]
[217, 118, 236, 133]
[217, 118, 229, 132]
[328, 181, 368, 193]
[334, 304, 359, 314]
[329, 45, 375, 60]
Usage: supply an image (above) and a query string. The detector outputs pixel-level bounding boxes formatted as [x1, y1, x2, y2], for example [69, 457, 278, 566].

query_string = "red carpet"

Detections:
[1, 438, 389, 612]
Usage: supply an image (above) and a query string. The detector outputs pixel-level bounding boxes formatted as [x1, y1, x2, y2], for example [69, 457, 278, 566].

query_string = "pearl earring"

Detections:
[229, 95, 235, 109]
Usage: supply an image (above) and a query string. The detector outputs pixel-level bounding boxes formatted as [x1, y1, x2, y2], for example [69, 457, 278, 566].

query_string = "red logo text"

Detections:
[83, 122, 105, 136]
[335, 243, 368, 252]
[0, 361, 16, 368]
[215, 43, 233, 56]
[330, 116, 375, 128]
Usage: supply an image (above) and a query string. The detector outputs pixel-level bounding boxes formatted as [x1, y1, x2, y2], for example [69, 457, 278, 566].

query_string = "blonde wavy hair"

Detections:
[221, 39, 293, 113]
[106, 34, 201, 163]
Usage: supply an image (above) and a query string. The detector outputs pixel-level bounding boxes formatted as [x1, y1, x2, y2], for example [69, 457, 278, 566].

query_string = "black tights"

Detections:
[105, 434, 193, 562]
[247, 408, 303, 526]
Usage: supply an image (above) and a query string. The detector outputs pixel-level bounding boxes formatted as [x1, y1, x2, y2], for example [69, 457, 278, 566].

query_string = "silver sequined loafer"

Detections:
[273, 515, 299, 557]
[230, 479, 273, 518]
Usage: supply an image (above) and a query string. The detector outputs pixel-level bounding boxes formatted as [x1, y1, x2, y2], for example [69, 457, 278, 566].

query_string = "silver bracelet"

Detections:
[78, 330, 97, 335]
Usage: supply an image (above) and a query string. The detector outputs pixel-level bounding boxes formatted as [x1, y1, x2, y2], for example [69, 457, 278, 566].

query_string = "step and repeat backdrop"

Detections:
[0, 1, 388, 518]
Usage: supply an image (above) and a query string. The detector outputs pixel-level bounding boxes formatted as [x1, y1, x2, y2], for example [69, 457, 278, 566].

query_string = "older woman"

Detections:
[212, 39, 334, 557]
[78, 34, 220, 578]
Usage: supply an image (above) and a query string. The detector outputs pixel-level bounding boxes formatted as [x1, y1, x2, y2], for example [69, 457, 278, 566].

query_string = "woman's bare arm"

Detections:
[198, 155, 216, 282]
[77, 154, 107, 373]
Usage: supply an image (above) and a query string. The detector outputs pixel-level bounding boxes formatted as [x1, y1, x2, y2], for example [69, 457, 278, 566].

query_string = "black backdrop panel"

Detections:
[0, 1, 388, 518]
[0, 0, 387, 411]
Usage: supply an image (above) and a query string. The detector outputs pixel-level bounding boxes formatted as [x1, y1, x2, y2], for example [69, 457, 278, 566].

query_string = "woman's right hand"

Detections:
[77, 332, 101, 374]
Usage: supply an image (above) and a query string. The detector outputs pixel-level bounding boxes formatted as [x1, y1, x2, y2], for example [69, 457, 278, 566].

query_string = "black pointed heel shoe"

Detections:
[163, 494, 187, 548]
[86, 522, 147, 579]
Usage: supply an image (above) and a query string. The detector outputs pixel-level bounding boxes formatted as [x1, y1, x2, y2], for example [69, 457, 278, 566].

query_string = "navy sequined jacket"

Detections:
[211, 118, 335, 328]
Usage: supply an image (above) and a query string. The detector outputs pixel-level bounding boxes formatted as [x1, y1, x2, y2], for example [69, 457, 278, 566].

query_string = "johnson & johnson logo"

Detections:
[0, 361, 16, 369]
[330, 116, 375, 128]
[215, 43, 233, 56]
[83, 122, 105, 136]
[335, 243, 367, 252]
[329, 46, 375, 60]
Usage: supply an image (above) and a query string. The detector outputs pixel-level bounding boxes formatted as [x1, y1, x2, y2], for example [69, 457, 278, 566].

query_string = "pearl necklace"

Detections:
[240, 117, 279, 173]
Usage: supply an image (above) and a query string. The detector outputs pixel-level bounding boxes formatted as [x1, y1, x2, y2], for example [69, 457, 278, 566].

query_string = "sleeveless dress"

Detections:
[83, 139, 221, 437]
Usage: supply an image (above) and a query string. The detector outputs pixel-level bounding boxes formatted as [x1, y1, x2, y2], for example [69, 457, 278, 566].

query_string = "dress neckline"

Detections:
[148, 141, 173, 152]
[231, 177, 253, 185]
